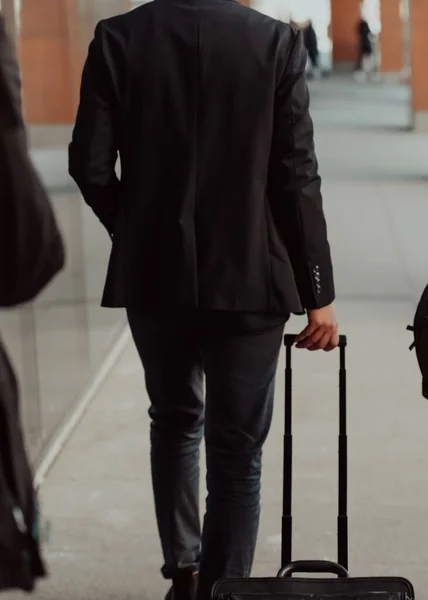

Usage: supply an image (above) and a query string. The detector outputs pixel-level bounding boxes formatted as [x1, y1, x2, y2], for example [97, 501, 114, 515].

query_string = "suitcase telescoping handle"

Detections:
[278, 560, 348, 579]
[280, 334, 348, 575]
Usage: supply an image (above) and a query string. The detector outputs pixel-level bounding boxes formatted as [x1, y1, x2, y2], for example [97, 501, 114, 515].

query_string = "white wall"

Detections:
[252, 0, 331, 53]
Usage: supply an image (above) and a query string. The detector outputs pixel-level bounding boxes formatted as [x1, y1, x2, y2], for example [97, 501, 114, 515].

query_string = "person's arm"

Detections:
[268, 29, 338, 350]
[0, 16, 65, 307]
[69, 21, 120, 236]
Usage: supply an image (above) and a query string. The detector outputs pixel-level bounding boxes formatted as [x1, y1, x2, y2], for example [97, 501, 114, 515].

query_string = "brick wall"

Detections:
[19, 0, 129, 125]
[330, 0, 360, 65]
[379, 0, 404, 72]
[410, 0, 428, 113]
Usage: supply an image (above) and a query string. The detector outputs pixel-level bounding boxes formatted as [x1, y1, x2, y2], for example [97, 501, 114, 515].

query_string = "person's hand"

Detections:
[296, 304, 339, 351]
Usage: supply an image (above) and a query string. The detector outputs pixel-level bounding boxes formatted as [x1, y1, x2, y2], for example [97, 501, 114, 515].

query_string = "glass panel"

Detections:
[0, 0, 128, 465]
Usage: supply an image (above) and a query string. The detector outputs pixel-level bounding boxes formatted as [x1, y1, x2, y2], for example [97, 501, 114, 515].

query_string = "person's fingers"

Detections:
[305, 323, 340, 351]
[297, 325, 326, 349]
[322, 326, 339, 352]
[296, 328, 320, 348]
[295, 323, 317, 345]
[327, 326, 340, 351]
[306, 327, 328, 350]
[296, 323, 316, 341]
[308, 328, 331, 351]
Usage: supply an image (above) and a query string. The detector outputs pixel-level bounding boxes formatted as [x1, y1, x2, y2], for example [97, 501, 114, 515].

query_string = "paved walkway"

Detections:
[9, 76, 428, 599]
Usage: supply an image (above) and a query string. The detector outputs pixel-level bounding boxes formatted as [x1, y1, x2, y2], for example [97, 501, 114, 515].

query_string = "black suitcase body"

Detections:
[211, 334, 415, 600]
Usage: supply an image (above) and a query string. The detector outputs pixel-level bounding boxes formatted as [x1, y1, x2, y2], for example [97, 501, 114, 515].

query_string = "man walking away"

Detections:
[69, 3, 339, 600]
[355, 17, 374, 81]
[303, 20, 321, 79]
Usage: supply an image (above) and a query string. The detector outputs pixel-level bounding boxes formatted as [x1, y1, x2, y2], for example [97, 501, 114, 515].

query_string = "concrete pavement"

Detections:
[7, 75, 428, 599]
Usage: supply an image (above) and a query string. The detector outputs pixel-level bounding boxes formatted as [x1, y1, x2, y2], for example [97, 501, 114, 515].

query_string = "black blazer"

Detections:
[69, 0, 335, 314]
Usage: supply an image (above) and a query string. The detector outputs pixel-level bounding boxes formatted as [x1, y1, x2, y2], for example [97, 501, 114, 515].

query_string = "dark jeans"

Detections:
[127, 309, 288, 600]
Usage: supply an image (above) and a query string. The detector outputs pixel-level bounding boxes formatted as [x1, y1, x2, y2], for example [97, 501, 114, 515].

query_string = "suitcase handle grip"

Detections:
[284, 334, 347, 348]
[277, 560, 349, 579]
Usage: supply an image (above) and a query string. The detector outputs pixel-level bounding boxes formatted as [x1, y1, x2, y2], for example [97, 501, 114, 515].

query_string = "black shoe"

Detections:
[165, 571, 198, 600]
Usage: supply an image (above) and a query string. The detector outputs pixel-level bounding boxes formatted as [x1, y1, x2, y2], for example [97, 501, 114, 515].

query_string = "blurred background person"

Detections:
[303, 20, 321, 79]
[354, 16, 375, 81]
[0, 13, 64, 593]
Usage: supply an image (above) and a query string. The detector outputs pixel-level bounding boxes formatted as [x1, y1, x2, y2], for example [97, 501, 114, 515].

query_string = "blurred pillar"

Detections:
[19, 0, 82, 124]
[330, 0, 360, 68]
[379, 0, 404, 72]
[409, 0, 428, 130]
[19, 0, 130, 126]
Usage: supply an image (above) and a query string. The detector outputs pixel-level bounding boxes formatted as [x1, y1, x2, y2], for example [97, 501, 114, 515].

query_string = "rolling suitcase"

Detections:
[211, 334, 415, 600]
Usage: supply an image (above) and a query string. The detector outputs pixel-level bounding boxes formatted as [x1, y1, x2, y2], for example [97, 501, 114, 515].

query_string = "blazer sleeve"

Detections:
[268, 29, 335, 310]
[69, 21, 120, 235]
[0, 17, 65, 307]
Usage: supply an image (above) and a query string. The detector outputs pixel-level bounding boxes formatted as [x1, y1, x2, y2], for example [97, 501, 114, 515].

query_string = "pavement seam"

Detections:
[33, 327, 131, 489]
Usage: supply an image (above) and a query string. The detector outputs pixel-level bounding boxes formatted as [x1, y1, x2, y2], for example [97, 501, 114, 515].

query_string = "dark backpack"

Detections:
[0, 15, 63, 591]
[0, 342, 46, 592]
[408, 284, 428, 399]
[0, 16, 65, 308]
